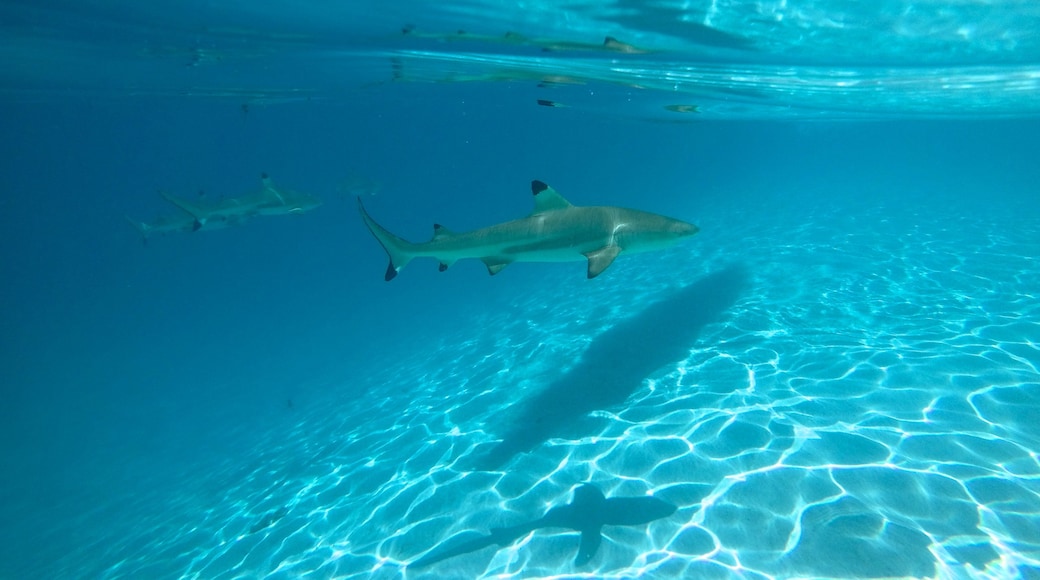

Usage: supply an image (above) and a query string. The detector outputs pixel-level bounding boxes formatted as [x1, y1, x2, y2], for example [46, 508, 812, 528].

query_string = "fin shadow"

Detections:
[472, 265, 747, 470]
[409, 483, 676, 568]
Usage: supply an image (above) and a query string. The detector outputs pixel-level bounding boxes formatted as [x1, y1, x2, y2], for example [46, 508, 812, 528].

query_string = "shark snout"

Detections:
[289, 198, 323, 213]
[677, 221, 699, 237]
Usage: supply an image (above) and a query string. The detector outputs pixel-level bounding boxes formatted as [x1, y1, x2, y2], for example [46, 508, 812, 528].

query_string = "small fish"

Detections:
[664, 104, 700, 114]
[537, 99, 569, 108]
[249, 507, 289, 534]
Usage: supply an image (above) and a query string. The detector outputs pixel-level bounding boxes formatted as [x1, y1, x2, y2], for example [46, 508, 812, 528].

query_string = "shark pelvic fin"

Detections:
[584, 245, 621, 278]
[482, 258, 512, 276]
[530, 180, 574, 214]
[438, 259, 458, 272]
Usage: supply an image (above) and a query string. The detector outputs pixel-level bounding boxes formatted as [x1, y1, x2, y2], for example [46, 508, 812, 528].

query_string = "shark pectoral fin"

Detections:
[575, 525, 603, 566]
[584, 245, 621, 279]
[530, 180, 574, 214]
[482, 258, 512, 276]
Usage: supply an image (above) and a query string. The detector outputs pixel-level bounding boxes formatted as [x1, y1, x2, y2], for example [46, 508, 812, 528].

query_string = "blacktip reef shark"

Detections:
[125, 206, 247, 243]
[357, 180, 698, 280]
[159, 173, 322, 231]
[409, 484, 677, 569]
[401, 25, 653, 54]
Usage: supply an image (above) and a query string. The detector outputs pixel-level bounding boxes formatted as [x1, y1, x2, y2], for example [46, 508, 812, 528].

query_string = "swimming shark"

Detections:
[125, 211, 199, 240]
[409, 484, 677, 569]
[357, 180, 699, 280]
[160, 174, 322, 231]
[124, 207, 244, 243]
[400, 25, 653, 54]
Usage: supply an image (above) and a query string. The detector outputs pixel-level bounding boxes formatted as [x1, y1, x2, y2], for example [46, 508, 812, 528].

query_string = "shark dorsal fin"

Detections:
[530, 180, 573, 214]
[432, 223, 455, 240]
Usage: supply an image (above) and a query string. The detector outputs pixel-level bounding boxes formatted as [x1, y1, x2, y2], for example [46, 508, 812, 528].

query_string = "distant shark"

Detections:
[124, 207, 244, 243]
[358, 180, 698, 280]
[409, 484, 677, 569]
[125, 211, 201, 240]
[159, 173, 322, 231]
[401, 25, 653, 54]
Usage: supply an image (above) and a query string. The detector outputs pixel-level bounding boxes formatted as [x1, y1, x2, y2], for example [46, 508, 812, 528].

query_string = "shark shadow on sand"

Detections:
[471, 265, 747, 470]
[409, 483, 677, 569]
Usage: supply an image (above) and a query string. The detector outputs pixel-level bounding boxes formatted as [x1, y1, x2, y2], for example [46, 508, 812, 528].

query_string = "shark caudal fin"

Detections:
[125, 216, 151, 244]
[357, 197, 417, 281]
[159, 191, 204, 230]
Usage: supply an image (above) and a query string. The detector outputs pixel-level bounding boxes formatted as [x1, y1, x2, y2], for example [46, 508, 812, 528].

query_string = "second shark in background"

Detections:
[127, 173, 322, 242]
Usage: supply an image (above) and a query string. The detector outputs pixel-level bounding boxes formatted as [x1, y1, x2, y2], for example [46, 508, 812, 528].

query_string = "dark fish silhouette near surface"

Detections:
[409, 484, 676, 569]
[248, 506, 289, 534]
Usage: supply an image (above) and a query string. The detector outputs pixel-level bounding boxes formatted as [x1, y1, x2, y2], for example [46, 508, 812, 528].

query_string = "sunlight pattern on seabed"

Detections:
[69, 195, 1040, 580]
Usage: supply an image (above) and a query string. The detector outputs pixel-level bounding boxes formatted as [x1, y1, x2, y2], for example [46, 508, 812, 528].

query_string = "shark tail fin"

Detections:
[125, 215, 150, 244]
[357, 197, 416, 281]
[160, 190, 206, 228]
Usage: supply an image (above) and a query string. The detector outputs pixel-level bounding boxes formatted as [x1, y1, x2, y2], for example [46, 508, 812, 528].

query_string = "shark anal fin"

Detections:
[530, 180, 574, 214]
[575, 524, 603, 566]
[482, 258, 512, 276]
[584, 245, 621, 278]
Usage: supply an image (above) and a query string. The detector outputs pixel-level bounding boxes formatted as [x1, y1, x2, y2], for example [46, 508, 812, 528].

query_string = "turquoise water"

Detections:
[2, 2, 1039, 579]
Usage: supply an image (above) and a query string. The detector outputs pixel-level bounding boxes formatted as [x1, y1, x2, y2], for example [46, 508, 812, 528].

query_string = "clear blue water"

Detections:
[2, 2, 1039, 579]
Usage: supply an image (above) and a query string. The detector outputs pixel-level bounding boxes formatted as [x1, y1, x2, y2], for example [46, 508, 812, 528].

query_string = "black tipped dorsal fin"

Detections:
[432, 223, 455, 241]
[530, 180, 573, 214]
[261, 173, 280, 196]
